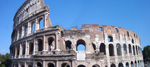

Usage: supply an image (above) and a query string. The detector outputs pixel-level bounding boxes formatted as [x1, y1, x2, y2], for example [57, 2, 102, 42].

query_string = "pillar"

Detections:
[22, 26, 25, 37]
[27, 22, 31, 35]
[55, 31, 60, 51]
[35, 19, 39, 32]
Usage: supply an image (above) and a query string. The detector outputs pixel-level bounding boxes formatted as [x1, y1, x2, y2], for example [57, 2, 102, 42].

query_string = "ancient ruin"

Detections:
[10, 0, 144, 67]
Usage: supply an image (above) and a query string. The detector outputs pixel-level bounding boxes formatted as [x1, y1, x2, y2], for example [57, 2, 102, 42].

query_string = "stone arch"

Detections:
[65, 40, 72, 50]
[108, 36, 113, 42]
[92, 64, 100, 67]
[92, 43, 96, 51]
[48, 63, 54, 67]
[123, 44, 127, 54]
[38, 39, 43, 51]
[22, 44, 25, 55]
[129, 44, 132, 54]
[76, 39, 86, 51]
[37, 62, 42, 67]
[100, 43, 106, 55]
[135, 61, 137, 67]
[78, 65, 86, 67]
[132, 39, 134, 44]
[127, 31, 129, 37]
[28, 65, 32, 67]
[126, 62, 129, 67]
[61, 63, 70, 67]
[117, 43, 122, 56]
[31, 21, 35, 33]
[48, 37, 54, 51]
[133, 45, 135, 55]
[24, 25, 28, 36]
[29, 42, 34, 54]
[118, 63, 123, 67]
[115, 28, 119, 33]
[109, 44, 114, 56]
[17, 45, 20, 56]
[136, 46, 138, 55]
[131, 61, 134, 67]
[21, 65, 24, 67]
[111, 64, 116, 67]
[39, 18, 44, 29]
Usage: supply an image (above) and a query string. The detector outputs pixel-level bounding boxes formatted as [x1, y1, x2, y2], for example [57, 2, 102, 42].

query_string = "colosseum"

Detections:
[10, 0, 144, 67]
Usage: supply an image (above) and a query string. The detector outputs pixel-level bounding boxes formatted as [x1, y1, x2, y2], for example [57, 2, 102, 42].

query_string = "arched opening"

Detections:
[48, 37, 54, 51]
[22, 44, 25, 55]
[38, 39, 43, 51]
[118, 63, 123, 67]
[13, 47, 15, 56]
[135, 61, 137, 67]
[99, 27, 102, 31]
[29, 42, 34, 54]
[24, 25, 28, 36]
[111, 64, 116, 67]
[39, 18, 44, 29]
[115, 28, 119, 33]
[123, 44, 127, 54]
[108, 36, 113, 42]
[61, 63, 70, 67]
[76, 39, 86, 51]
[92, 64, 100, 67]
[136, 46, 138, 55]
[48, 63, 54, 67]
[131, 61, 134, 67]
[17, 46, 19, 56]
[126, 62, 129, 67]
[117, 43, 122, 56]
[37, 62, 42, 67]
[92, 43, 96, 51]
[32, 22, 35, 33]
[127, 31, 129, 37]
[28, 65, 32, 67]
[100, 43, 106, 55]
[65, 40, 72, 50]
[109, 44, 114, 56]
[129, 44, 132, 54]
[78, 65, 86, 67]
[19, 28, 22, 39]
[133, 46, 135, 55]
[21, 65, 24, 67]
[132, 39, 134, 44]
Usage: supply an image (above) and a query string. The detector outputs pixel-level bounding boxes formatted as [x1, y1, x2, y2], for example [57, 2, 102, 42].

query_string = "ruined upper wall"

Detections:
[13, 0, 47, 29]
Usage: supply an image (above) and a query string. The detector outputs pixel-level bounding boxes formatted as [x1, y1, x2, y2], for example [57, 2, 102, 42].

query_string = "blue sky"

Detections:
[0, 0, 150, 54]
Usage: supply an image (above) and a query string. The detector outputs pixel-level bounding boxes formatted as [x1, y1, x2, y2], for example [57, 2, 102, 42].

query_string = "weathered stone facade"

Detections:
[10, 0, 144, 67]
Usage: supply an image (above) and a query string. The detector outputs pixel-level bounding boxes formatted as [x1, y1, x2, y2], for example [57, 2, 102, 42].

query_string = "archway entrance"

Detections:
[78, 65, 86, 67]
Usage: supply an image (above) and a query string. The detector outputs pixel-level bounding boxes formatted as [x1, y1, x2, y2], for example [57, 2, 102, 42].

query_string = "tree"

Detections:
[143, 45, 150, 63]
[0, 53, 10, 67]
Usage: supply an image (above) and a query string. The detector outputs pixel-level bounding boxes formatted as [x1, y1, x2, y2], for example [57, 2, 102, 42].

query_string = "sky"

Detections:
[0, 0, 150, 54]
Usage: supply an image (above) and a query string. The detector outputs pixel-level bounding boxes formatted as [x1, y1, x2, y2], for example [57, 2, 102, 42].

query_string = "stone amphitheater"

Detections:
[10, 0, 144, 67]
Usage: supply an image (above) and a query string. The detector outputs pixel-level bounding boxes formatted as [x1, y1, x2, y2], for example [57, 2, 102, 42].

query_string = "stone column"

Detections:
[27, 22, 31, 35]
[19, 44, 22, 58]
[43, 61, 45, 67]
[43, 35, 46, 51]
[17, 30, 19, 40]
[25, 41, 28, 58]
[44, 12, 52, 28]
[18, 62, 21, 67]
[24, 62, 27, 67]
[22, 26, 25, 37]
[33, 38, 36, 55]
[55, 31, 60, 51]
[35, 18, 39, 32]
[15, 47, 17, 58]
